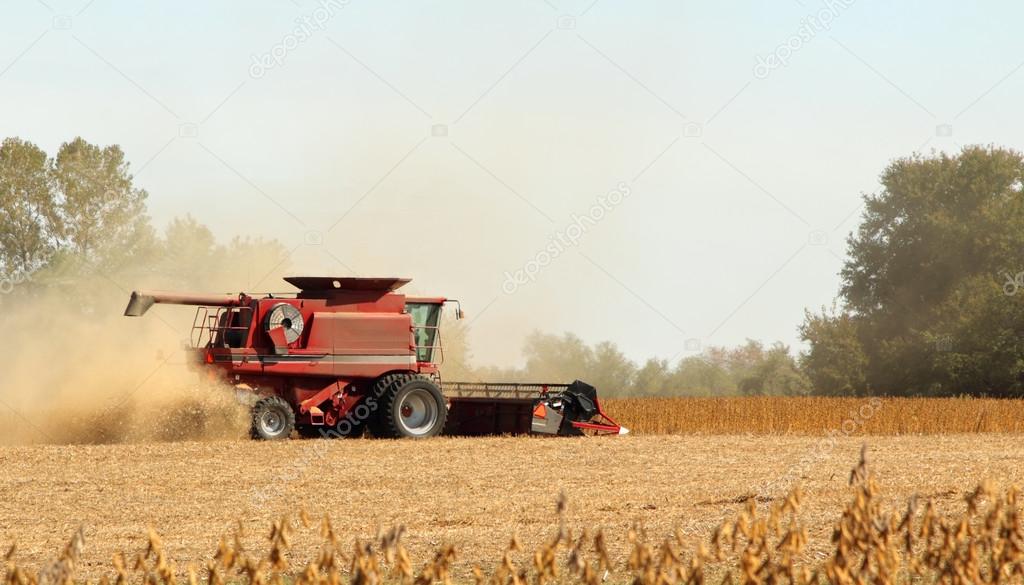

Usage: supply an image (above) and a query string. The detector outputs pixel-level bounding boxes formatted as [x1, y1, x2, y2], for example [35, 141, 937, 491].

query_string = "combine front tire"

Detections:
[251, 396, 295, 440]
[374, 376, 447, 439]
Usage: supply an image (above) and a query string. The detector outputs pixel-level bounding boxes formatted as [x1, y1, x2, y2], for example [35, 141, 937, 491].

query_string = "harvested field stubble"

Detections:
[5, 443, 1024, 585]
[2, 435, 1024, 584]
[604, 396, 1024, 434]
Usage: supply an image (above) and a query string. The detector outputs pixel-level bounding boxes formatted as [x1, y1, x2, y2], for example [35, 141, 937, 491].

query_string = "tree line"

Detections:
[3, 136, 1023, 396]
[439, 329, 810, 398]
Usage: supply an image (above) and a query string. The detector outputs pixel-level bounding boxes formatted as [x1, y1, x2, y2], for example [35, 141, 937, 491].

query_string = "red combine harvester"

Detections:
[124, 277, 627, 440]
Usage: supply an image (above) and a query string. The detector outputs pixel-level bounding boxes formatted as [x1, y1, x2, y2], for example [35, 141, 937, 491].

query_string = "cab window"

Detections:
[406, 302, 441, 362]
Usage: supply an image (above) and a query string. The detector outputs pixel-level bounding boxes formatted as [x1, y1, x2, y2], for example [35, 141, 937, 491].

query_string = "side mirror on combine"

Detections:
[448, 300, 465, 320]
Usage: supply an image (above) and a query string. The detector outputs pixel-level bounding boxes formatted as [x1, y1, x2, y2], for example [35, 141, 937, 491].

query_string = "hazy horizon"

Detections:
[3, 1, 1023, 367]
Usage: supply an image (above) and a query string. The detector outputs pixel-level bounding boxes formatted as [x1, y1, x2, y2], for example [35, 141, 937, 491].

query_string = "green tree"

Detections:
[804, 146, 1024, 395]
[515, 333, 638, 395]
[843, 147, 1024, 317]
[707, 340, 764, 392]
[736, 342, 810, 396]
[586, 341, 636, 397]
[51, 137, 155, 270]
[159, 214, 217, 287]
[924, 275, 1024, 394]
[631, 358, 671, 396]
[521, 332, 594, 382]
[799, 306, 867, 395]
[0, 138, 58, 277]
[669, 356, 733, 396]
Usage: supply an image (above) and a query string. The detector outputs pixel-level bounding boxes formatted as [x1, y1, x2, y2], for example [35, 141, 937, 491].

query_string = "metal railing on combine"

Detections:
[440, 382, 570, 399]
[190, 307, 211, 348]
[190, 306, 253, 348]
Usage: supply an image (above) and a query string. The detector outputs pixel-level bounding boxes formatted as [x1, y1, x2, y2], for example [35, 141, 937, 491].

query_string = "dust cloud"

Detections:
[0, 265, 272, 445]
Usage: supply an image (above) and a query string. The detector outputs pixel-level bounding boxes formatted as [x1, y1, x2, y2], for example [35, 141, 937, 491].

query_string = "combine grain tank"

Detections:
[124, 277, 627, 440]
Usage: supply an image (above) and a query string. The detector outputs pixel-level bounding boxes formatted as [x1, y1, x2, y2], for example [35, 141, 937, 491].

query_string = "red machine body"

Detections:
[124, 276, 626, 439]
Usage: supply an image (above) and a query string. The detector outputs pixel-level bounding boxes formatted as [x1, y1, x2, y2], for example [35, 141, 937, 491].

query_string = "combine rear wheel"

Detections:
[374, 375, 447, 439]
[251, 396, 295, 440]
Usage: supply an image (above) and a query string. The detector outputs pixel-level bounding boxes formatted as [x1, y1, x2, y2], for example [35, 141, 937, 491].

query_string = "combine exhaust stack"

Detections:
[122, 276, 627, 440]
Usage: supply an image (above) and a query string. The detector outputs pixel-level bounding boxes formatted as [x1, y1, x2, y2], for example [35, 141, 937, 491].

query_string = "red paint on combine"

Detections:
[124, 277, 625, 440]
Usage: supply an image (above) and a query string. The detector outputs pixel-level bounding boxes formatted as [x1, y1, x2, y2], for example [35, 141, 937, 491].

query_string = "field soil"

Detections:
[1, 434, 1022, 581]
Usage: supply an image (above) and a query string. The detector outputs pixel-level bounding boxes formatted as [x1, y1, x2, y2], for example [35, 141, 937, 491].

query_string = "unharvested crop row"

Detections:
[603, 396, 1024, 434]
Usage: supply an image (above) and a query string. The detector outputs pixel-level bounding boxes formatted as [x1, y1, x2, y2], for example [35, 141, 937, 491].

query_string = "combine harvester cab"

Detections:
[124, 277, 627, 440]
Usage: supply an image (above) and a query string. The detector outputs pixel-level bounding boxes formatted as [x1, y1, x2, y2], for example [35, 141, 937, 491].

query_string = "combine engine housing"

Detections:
[124, 277, 626, 439]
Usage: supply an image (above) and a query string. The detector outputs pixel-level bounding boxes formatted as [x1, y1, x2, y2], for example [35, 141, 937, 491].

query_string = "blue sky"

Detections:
[2, 0, 1023, 367]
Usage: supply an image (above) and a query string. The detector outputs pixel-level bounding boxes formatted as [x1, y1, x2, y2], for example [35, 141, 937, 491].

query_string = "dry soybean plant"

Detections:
[6, 449, 1024, 585]
[604, 396, 1024, 435]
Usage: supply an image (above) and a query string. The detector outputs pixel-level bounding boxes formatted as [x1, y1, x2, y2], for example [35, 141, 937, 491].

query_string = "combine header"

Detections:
[124, 277, 626, 440]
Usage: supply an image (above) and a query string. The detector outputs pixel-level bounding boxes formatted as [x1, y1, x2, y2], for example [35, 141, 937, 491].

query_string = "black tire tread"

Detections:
[367, 373, 418, 438]
[250, 395, 296, 440]
[378, 375, 447, 439]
